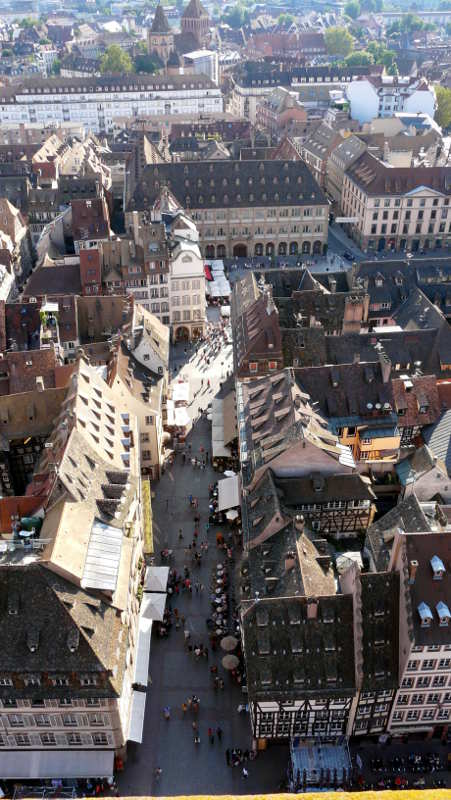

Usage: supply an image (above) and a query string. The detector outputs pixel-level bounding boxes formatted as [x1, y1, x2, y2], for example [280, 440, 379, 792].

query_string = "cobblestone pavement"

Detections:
[118, 314, 288, 796]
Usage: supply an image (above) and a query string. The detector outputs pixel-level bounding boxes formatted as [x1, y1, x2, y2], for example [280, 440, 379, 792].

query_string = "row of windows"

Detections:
[397, 692, 451, 706]
[0, 696, 103, 707]
[172, 310, 202, 322]
[371, 222, 451, 237]
[0, 676, 98, 688]
[392, 708, 450, 723]
[5, 713, 106, 727]
[192, 207, 325, 222]
[407, 659, 451, 671]
[171, 280, 201, 291]
[171, 295, 202, 306]
[401, 675, 450, 689]
[1, 732, 110, 747]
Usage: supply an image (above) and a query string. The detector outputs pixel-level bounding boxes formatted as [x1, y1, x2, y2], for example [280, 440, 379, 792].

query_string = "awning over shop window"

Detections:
[128, 689, 147, 744]
[141, 592, 166, 622]
[211, 391, 236, 460]
[144, 565, 169, 592]
[218, 474, 241, 511]
[133, 609, 153, 687]
[0, 750, 114, 779]
[172, 381, 189, 404]
[204, 265, 213, 281]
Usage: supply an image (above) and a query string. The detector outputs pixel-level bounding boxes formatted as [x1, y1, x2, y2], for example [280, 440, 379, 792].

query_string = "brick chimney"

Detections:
[409, 560, 419, 585]
[307, 598, 318, 619]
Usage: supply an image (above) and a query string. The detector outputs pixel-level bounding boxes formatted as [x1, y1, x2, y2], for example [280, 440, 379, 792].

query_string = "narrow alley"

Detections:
[118, 316, 288, 796]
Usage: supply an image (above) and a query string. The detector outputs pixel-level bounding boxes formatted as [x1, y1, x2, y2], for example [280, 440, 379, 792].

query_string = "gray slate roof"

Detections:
[127, 159, 328, 212]
[423, 410, 451, 475]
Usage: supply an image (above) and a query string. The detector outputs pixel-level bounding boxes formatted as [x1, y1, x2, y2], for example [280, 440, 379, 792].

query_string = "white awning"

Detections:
[144, 565, 169, 592]
[172, 381, 189, 404]
[0, 750, 114, 779]
[174, 407, 190, 427]
[133, 611, 153, 687]
[128, 689, 147, 743]
[141, 592, 166, 622]
[218, 474, 241, 511]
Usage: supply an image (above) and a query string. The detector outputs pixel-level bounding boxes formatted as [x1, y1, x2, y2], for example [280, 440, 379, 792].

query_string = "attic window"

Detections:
[436, 601, 451, 627]
[418, 602, 433, 628]
[431, 555, 445, 580]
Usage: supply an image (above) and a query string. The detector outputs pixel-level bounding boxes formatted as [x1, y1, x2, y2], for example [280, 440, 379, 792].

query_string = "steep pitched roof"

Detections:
[182, 0, 208, 19]
[0, 565, 127, 698]
[151, 4, 171, 33]
[423, 410, 451, 475]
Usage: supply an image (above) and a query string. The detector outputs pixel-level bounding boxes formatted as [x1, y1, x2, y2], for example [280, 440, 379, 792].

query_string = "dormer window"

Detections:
[418, 602, 433, 628]
[436, 601, 451, 627]
[431, 555, 445, 580]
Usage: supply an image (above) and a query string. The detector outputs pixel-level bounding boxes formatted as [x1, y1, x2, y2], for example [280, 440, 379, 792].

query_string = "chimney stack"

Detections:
[307, 598, 318, 619]
[379, 352, 391, 384]
[294, 514, 304, 534]
[409, 560, 419, 585]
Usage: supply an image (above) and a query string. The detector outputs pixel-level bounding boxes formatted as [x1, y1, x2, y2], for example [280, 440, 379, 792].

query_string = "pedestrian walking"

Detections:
[216, 726, 222, 741]
[242, 767, 249, 779]
[154, 767, 162, 781]
[178, 528, 184, 540]
[194, 735, 200, 745]
[163, 706, 171, 720]
[181, 702, 188, 715]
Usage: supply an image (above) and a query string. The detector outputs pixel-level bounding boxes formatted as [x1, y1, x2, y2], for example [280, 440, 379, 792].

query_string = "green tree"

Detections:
[367, 41, 396, 70]
[19, 16, 39, 28]
[221, 5, 249, 28]
[435, 85, 451, 129]
[278, 13, 294, 26]
[345, 0, 361, 19]
[134, 53, 157, 73]
[344, 49, 373, 65]
[324, 26, 354, 57]
[100, 44, 133, 74]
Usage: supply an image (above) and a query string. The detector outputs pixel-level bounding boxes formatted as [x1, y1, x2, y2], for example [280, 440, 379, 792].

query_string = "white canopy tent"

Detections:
[172, 381, 189, 404]
[128, 689, 146, 743]
[144, 565, 169, 592]
[218, 474, 241, 511]
[141, 592, 167, 622]
[0, 751, 114, 779]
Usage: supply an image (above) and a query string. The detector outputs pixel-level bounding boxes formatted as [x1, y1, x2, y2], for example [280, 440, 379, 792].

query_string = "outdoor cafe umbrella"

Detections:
[222, 654, 239, 670]
[220, 635, 238, 652]
[226, 509, 239, 521]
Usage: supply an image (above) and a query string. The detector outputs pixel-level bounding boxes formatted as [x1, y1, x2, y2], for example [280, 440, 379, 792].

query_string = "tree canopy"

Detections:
[221, 4, 249, 29]
[324, 26, 354, 57]
[278, 13, 294, 26]
[134, 53, 158, 73]
[387, 13, 436, 36]
[343, 49, 373, 65]
[435, 85, 451, 129]
[345, 0, 360, 20]
[100, 44, 133, 74]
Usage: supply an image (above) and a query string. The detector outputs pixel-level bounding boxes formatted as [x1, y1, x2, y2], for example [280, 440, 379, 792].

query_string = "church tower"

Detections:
[147, 4, 174, 64]
[181, 0, 210, 48]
